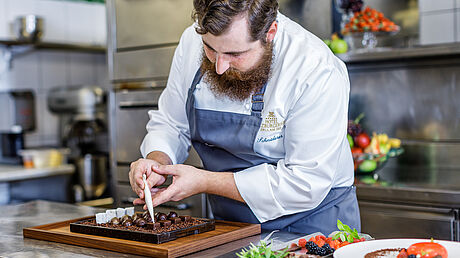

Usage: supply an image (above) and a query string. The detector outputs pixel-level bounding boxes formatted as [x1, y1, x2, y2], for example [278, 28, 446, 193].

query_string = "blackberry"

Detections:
[407, 255, 416, 258]
[322, 243, 335, 255]
[305, 241, 321, 255]
[315, 247, 328, 256]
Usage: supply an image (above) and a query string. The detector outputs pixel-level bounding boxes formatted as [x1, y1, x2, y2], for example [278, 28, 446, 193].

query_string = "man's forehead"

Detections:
[202, 14, 258, 52]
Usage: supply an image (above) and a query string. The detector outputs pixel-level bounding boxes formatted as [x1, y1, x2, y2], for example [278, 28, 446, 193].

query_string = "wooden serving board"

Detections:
[23, 216, 261, 257]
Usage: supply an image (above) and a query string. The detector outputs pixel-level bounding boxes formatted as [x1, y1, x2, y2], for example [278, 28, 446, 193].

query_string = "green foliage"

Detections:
[236, 241, 289, 258]
[332, 219, 361, 243]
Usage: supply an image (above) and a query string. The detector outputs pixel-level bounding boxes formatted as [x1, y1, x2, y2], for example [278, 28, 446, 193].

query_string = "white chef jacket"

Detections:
[141, 13, 354, 223]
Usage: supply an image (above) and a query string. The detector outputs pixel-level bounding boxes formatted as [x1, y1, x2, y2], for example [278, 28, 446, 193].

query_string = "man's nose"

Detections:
[215, 54, 230, 75]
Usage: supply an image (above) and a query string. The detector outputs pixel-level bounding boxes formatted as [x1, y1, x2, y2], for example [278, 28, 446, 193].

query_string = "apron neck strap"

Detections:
[251, 83, 267, 117]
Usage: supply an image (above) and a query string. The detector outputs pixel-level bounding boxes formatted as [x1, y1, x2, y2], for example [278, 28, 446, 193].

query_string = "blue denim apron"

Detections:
[185, 69, 360, 235]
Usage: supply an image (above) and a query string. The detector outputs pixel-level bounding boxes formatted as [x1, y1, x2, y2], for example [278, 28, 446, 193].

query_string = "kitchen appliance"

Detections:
[13, 15, 44, 42]
[47, 86, 109, 201]
[0, 126, 24, 164]
[106, 0, 206, 217]
[0, 90, 36, 132]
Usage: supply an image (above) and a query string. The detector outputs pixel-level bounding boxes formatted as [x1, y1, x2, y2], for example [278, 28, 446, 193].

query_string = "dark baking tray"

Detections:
[70, 217, 215, 244]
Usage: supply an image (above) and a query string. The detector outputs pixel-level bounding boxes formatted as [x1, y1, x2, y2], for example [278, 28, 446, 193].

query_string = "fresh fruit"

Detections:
[351, 147, 363, 156]
[342, 6, 399, 34]
[298, 238, 307, 248]
[358, 159, 377, 172]
[355, 132, 370, 149]
[323, 39, 331, 48]
[389, 138, 401, 148]
[406, 241, 448, 258]
[330, 34, 348, 54]
[347, 113, 364, 137]
[364, 132, 380, 154]
[347, 134, 354, 148]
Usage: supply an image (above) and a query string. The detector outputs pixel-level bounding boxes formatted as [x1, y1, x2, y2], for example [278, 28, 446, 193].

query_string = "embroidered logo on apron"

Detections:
[260, 112, 284, 132]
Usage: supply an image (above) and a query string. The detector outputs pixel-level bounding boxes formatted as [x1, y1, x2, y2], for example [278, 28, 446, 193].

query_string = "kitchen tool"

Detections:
[23, 216, 261, 257]
[142, 174, 154, 222]
[333, 238, 460, 257]
[13, 15, 44, 42]
[0, 127, 24, 164]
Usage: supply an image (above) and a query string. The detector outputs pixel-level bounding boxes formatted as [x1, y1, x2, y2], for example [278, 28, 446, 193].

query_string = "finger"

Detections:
[133, 198, 145, 205]
[153, 165, 179, 176]
[151, 187, 175, 207]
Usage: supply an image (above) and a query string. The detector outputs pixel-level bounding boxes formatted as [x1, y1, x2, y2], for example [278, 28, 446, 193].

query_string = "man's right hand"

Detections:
[128, 158, 166, 201]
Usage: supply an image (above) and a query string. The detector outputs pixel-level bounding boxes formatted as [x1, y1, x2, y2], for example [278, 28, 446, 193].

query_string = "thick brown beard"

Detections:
[200, 43, 273, 102]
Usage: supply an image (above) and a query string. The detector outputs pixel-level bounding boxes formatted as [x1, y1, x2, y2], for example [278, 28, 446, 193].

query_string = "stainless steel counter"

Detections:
[337, 43, 460, 63]
[355, 167, 460, 241]
[0, 200, 302, 257]
[0, 164, 74, 182]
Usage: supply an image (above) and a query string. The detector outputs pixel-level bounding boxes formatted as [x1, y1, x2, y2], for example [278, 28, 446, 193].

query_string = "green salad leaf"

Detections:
[236, 241, 289, 258]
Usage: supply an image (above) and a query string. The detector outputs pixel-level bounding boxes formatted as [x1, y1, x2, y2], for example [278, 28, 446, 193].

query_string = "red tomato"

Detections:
[407, 242, 448, 258]
[355, 133, 371, 149]
[397, 248, 408, 258]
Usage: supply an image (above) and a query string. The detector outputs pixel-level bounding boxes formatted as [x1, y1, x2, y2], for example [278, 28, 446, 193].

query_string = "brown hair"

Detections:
[192, 0, 278, 43]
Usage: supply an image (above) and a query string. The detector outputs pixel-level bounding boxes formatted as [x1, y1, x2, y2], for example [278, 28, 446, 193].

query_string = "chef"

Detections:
[129, 0, 360, 234]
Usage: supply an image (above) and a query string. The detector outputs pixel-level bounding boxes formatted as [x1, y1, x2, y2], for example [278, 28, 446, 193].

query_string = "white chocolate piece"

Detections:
[116, 207, 126, 218]
[105, 209, 117, 220]
[142, 174, 155, 223]
[95, 213, 107, 224]
[125, 207, 135, 216]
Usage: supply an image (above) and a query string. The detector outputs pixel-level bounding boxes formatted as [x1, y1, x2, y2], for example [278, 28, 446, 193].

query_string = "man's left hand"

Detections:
[147, 164, 208, 208]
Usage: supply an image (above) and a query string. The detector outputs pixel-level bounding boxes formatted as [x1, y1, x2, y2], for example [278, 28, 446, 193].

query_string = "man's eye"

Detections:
[230, 53, 241, 57]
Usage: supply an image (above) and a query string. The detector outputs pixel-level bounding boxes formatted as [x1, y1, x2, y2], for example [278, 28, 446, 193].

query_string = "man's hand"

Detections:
[149, 164, 207, 207]
[128, 158, 166, 203]
[146, 164, 245, 209]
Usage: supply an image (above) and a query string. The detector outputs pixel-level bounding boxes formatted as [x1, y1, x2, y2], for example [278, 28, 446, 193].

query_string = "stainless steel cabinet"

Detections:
[113, 0, 194, 49]
[359, 200, 457, 240]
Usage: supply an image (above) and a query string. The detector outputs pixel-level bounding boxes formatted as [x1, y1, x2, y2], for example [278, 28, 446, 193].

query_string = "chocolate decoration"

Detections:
[136, 218, 146, 227]
[121, 215, 130, 223]
[131, 214, 138, 221]
[122, 220, 133, 227]
[159, 220, 171, 227]
[110, 217, 120, 225]
[156, 212, 167, 221]
[170, 217, 182, 224]
[146, 222, 161, 230]
[179, 215, 191, 222]
[167, 211, 178, 219]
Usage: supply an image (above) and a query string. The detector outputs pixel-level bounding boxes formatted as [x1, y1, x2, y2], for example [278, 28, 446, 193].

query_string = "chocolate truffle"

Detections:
[121, 214, 130, 223]
[110, 217, 120, 225]
[122, 219, 133, 227]
[167, 211, 178, 219]
[135, 218, 146, 227]
[131, 213, 138, 221]
[156, 212, 167, 221]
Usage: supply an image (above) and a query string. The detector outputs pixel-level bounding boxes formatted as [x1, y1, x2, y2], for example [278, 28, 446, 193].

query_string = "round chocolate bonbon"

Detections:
[167, 211, 178, 219]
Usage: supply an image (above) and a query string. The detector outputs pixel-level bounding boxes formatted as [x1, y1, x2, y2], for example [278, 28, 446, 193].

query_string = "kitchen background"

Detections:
[0, 0, 460, 241]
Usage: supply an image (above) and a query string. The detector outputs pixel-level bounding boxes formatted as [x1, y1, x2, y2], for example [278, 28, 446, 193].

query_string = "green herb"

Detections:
[332, 219, 361, 243]
[236, 241, 289, 258]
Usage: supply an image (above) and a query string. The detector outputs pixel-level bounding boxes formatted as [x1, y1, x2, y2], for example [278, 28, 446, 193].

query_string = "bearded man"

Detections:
[129, 0, 360, 234]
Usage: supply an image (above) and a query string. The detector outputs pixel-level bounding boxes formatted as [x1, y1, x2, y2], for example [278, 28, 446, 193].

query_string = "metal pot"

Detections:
[13, 15, 44, 42]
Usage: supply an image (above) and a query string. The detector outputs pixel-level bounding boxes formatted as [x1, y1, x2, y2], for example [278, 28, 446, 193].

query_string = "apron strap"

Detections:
[251, 83, 268, 117]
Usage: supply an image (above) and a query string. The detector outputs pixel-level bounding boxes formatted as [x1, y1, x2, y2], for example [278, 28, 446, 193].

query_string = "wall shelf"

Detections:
[0, 39, 106, 53]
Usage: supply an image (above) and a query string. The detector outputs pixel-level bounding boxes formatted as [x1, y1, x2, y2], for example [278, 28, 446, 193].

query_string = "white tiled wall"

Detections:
[419, 0, 455, 12]
[0, 0, 106, 46]
[0, 0, 108, 147]
[0, 50, 108, 148]
[419, 0, 459, 45]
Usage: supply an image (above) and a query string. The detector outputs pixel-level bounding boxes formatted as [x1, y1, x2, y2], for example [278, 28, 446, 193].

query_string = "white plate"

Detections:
[333, 238, 460, 258]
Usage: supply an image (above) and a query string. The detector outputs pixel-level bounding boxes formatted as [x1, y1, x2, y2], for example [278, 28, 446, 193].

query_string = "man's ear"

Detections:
[266, 21, 278, 43]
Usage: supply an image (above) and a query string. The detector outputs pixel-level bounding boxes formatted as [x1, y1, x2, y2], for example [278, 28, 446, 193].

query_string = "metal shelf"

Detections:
[0, 39, 106, 53]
